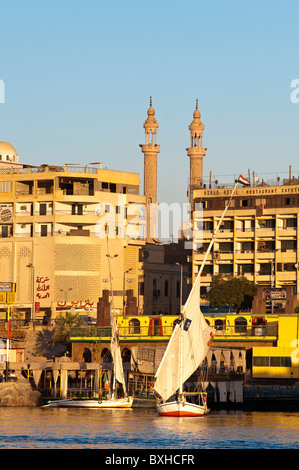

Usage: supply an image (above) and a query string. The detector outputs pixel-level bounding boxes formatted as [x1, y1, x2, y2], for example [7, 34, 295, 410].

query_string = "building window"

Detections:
[39, 203, 47, 216]
[253, 357, 269, 367]
[148, 318, 163, 336]
[203, 221, 213, 231]
[234, 317, 247, 333]
[41, 225, 48, 237]
[215, 319, 225, 331]
[269, 356, 292, 367]
[129, 319, 140, 334]
[139, 281, 144, 296]
[1, 226, 8, 238]
[71, 204, 83, 215]
[153, 279, 160, 297]
[281, 240, 297, 252]
[219, 264, 233, 274]
[164, 280, 169, 297]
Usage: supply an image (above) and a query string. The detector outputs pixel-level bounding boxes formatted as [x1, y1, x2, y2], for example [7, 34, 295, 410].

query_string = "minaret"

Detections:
[187, 100, 206, 200]
[140, 97, 160, 240]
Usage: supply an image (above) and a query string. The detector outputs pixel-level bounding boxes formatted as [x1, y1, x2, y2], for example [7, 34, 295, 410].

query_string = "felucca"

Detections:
[152, 175, 250, 416]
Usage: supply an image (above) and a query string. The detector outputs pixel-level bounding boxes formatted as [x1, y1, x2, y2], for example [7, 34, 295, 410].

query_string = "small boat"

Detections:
[42, 396, 133, 408]
[153, 176, 247, 417]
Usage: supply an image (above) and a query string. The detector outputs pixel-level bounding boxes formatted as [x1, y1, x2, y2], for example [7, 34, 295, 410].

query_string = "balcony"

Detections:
[276, 271, 297, 282]
[277, 228, 297, 238]
[216, 230, 234, 239]
[235, 250, 254, 260]
[256, 252, 275, 261]
[235, 228, 255, 238]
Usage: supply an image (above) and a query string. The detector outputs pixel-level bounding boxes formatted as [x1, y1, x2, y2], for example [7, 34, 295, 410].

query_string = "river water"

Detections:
[0, 407, 298, 450]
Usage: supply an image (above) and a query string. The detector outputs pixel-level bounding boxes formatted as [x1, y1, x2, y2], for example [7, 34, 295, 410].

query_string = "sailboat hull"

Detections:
[157, 400, 209, 417]
[42, 397, 133, 409]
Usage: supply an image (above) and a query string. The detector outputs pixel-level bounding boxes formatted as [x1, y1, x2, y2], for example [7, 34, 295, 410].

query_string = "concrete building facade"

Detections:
[186, 103, 299, 311]
[0, 149, 146, 321]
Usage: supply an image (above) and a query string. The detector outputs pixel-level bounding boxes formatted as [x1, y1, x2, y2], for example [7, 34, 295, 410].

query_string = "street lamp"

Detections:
[26, 263, 35, 328]
[123, 268, 132, 314]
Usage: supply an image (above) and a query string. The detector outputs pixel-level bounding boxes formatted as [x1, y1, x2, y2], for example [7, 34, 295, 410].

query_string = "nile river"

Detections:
[0, 408, 298, 450]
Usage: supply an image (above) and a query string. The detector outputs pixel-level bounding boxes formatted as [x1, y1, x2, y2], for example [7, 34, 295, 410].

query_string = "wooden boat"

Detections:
[42, 396, 133, 408]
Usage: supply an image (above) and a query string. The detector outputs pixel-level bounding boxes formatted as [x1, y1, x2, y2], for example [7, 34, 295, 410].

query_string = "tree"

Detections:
[207, 275, 257, 312]
[52, 312, 83, 346]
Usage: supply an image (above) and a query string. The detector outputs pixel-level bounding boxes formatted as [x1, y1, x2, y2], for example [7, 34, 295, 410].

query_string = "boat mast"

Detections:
[179, 318, 184, 401]
[106, 252, 118, 399]
[178, 180, 239, 398]
[187, 180, 239, 304]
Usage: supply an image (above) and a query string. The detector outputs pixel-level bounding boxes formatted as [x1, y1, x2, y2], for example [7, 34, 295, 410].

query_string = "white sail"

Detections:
[153, 275, 214, 402]
[110, 315, 127, 394]
[111, 333, 126, 389]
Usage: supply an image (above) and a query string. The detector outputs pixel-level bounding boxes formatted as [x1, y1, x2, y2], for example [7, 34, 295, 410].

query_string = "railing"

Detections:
[199, 171, 299, 190]
[0, 319, 54, 329]
[69, 323, 278, 339]
[70, 325, 175, 339]
[214, 324, 278, 337]
[70, 327, 112, 338]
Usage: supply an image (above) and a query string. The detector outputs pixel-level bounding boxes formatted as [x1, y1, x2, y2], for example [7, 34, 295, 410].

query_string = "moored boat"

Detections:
[157, 393, 209, 417]
[42, 396, 133, 408]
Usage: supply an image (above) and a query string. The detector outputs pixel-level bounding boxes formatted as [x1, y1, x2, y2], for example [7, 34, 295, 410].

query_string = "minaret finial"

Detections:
[150, 96, 152, 107]
[196, 99, 198, 110]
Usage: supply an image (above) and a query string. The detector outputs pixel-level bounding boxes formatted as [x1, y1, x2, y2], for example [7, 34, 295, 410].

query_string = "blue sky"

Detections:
[1, 0, 299, 204]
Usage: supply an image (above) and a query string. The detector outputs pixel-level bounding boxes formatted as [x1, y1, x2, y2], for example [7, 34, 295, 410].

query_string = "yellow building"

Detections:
[252, 315, 299, 379]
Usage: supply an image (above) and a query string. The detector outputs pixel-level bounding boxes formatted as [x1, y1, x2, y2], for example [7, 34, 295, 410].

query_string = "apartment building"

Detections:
[185, 103, 299, 312]
[0, 140, 147, 321]
[192, 179, 299, 307]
